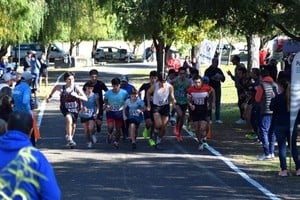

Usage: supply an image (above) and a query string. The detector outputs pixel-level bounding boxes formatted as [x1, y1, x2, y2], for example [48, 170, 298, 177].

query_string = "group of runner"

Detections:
[46, 67, 215, 151]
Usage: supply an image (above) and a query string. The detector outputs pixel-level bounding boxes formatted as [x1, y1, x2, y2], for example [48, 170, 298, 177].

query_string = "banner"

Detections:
[290, 52, 300, 136]
[199, 39, 217, 65]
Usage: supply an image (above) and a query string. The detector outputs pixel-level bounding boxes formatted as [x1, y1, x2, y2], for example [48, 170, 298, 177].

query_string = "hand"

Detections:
[70, 91, 78, 98]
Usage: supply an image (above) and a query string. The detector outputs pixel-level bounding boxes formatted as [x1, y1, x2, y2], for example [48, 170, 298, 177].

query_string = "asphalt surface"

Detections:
[37, 63, 281, 200]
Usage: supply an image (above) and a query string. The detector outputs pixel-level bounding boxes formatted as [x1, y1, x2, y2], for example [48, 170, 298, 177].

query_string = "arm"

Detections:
[169, 85, 176, 105]
[73, 85, 88, 101]
[95, 94, 100, 118]
[46, 85, 60, 103]
[255, 85, 263, 103]
[146, 85, 155, 111]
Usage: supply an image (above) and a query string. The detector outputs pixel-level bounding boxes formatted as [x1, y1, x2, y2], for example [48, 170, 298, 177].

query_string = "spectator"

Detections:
[0, 118, 6, 135]
[204, 57, 225, 123]
[227, 55, 247, 124]
[23, 50, 32, 72]
[270, 79, 300, 176]
[255, 69, 278, 161]
[30, 51, 41, 90]
[0, 111, 61, 199]
[39, 52, 49, 87]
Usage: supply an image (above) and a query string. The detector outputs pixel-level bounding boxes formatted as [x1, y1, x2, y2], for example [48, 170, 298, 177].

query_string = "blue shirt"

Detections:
[0, 130, 61, 199]
[104, 89, 128, 119]
[124, 98, 144, 122]
[12, 81, 32, 113]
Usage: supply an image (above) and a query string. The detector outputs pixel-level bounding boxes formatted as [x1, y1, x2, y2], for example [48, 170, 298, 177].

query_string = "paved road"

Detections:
[37, 63, 280, 200]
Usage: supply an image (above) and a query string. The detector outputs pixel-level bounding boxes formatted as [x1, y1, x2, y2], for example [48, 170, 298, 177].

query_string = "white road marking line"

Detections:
[182, 125, 280, 200]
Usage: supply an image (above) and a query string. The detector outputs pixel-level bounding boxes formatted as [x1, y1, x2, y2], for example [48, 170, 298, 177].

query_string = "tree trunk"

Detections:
[0, 44, 9, 58]
[246, 34, 260, 70]
[91, 40, 98, 58]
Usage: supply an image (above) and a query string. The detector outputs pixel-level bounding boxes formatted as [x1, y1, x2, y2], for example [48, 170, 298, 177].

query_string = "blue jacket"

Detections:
[12, 81, 32, 113]
[0, 130, 61, 199]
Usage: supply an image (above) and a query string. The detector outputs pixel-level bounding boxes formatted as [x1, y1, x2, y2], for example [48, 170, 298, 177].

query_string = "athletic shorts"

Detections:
[190, 110, 208, 122]
[107, 118, 123, 127]
[127, 118, 141, 127]
[152, 104, 170, 117]
[80, 117, 95, 123]
[176, 103, 188, 113]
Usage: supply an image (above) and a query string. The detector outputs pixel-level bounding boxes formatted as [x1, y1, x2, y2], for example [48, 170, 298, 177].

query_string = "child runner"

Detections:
[80, 80, 99, 149]
[138, 70, 158, 146]
[46, 72, 87, 147]
[104, 77, 128, 149]
[123, 88, 145, 150]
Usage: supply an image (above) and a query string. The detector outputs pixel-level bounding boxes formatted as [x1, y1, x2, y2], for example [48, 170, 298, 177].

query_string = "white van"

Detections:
[11, 43, 68, 64]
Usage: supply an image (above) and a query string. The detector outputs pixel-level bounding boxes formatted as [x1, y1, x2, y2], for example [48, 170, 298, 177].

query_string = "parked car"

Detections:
[11, 43, 68, 64]
[94, 46, 135, 62]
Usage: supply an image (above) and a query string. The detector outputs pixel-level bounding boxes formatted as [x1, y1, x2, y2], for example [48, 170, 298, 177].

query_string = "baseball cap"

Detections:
[21, 71, 33, 81]
[2, 73, 12, 82]
[120, 75, 128, 82]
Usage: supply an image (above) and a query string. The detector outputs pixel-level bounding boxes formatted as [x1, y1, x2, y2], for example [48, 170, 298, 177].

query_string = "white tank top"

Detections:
[153, 82, 170, 106]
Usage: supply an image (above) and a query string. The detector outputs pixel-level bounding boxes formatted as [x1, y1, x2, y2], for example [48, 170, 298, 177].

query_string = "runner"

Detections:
[83, 69, 108, 136]
[80, 80, 99, 149]
[104, 77, 128, 149]
[138, 70, 158, 146]
[123, 88, 145, 150]
[46, 72, 87, 147]
[187, 75, 215, 150]
[171, 67, 191, 142]
[146, 72, 176, 149]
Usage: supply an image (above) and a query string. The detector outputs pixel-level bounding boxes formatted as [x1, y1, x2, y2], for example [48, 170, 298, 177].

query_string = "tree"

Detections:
[0, 0, 46, 57]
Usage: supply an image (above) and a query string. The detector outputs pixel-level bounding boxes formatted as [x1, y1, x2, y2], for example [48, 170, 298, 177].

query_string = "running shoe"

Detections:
[132, 143, 137, 150]
[106, 134, 112, 144]
[87, 142, 92, 149]
[256, 154, 272, 161]
[96, 124, 101, 133]
[68, 139, 77, 147]
[142, 128, 149, 139]
[113, 141, 119, 149]
[278, 170, 288, 177]
[296, 169, 300, 176]
[148, 138, 156, 146]
[156, 136, 162, 145]
[235, 118, 246, 125]
[92, 134, 97, 144]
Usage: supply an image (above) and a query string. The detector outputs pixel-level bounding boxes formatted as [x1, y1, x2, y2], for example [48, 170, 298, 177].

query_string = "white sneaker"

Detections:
[87, 142, 92, 149]
[156, 136, 162, 145]
[235, 118, 246, 125]
[257, 154, 272, 161]
[215, 120, 223, 124]
[92, 134, 97, 144]
[271, 153, 275, 158]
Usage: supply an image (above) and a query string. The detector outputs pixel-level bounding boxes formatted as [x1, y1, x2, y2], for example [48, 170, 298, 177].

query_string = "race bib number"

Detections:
[194, 98, 205, 105]
[158, 99, 168, 106]
[110, 105, 121, 111]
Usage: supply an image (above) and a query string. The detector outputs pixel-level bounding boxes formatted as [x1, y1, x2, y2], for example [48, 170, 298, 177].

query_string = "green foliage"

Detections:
[0, 147, 46, 200]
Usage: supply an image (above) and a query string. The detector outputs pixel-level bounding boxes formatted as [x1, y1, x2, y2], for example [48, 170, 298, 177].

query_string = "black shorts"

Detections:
[97, 109, 104, 120]
[62, 112, 78, 123]
[176, 103, 188, 113]
[143, 110, 153, 121]
[80, 117, 95, 123]
[127, 118, 141, 127]
[152, 104, 170, 117]
[190, 110, 208, 122]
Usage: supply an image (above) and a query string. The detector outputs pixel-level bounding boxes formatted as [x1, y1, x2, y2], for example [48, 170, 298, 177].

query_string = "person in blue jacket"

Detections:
[0, 111, 61, 199]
